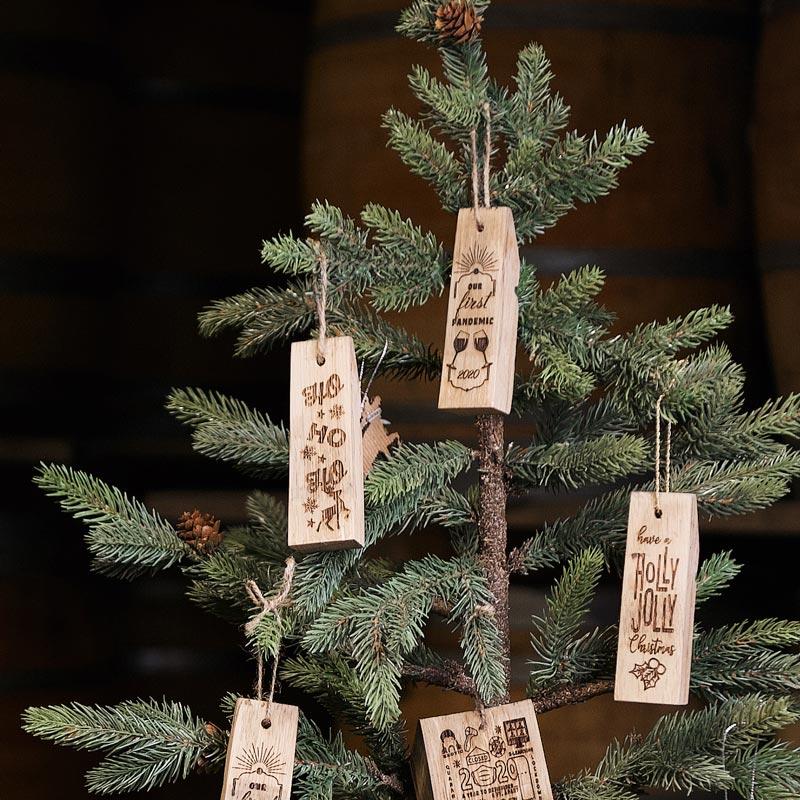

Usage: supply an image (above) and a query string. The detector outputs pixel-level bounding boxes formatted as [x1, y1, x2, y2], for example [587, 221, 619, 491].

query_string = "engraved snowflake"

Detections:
[629, 657, 667, 690]
[329, 403, 344, 420]
[303, 496, 318, 514]
[301, 445, 317, 461]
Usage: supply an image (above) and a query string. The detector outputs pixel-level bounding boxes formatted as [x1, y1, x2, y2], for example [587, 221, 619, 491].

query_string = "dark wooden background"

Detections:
[3, 1, 799, 798]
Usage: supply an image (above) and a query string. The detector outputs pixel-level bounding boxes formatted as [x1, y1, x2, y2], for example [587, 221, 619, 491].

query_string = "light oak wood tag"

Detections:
[412, 700, 553, 800]
[614, 491, 699, 705]
[438, 207, 520, 414]
[288, 336, 365, 551]
[361, 394, 399, 475]
[220, 699, 298, 800]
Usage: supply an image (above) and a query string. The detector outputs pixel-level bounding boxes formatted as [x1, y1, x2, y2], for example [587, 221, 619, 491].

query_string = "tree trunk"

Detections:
[476, 412, 511, 702]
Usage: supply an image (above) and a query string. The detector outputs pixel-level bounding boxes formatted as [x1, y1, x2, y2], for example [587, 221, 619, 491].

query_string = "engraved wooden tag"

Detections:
[412, 700, 554, 800]
[614, 491, 700, 705]
[220, 699, 298, 800]
[438, 207, 520, 414]
[288, 336, 365, 551]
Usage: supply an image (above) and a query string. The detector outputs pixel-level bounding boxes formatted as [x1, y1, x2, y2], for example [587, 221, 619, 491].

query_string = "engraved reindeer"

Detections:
[316, 460, 350, 531]
[361, 395, 400, 474]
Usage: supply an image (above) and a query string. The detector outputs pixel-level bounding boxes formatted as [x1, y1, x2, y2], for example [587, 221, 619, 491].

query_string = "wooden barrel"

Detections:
[303, 0, 767, 431]
[0, 2, 114, 381]
[111, 2, 306, 385]
[0, 1, 305, 479]
[754, 3, 800, 394]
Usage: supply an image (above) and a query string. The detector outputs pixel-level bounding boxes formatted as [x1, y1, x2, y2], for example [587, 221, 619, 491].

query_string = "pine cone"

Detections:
[435, 0, 482, 44]
[176, 509, 223, 555]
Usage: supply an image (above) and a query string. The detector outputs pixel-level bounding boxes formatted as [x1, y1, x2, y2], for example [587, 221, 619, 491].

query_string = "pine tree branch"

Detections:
[295, 715, 404, 799]
[361, 759, 406, 796]
[529, 547, 614, 692]
[295, 757, 405, 796]
[531, 679, 615, 713]
[167, 388, 289, 477]
[402, 660, 615, 714]
[34, 464, 190, 579]
[21, 699, 223, 794]
[281, 654, 407, 765]
[402, 660, 476, 695]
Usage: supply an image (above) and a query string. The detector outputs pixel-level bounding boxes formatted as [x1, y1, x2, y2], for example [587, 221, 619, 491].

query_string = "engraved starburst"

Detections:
[301, 445, 317, 461]
[303, 496, 318, 514]
[330, 403, 344, 420]
[456, 242, 497, 273]
[234, 743, 285, 777]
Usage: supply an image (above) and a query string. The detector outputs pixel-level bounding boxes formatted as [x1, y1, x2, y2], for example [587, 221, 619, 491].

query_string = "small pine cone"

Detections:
[435, 0, 482, 44]
[176, 509, 223, 555]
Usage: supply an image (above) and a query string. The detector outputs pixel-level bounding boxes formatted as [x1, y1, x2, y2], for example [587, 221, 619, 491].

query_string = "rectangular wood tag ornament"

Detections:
[220, 699, 298, 800]
[288, 335, 365, 551]
[614, 491, 699, 705]
[413, 700, 554, 800]
[438, 207, 520, 414]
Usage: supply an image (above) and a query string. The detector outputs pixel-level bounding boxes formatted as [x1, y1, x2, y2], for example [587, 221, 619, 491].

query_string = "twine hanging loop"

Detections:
[311, 241, 328, 365]
[482, 101, 492, 208]
[653, 393, 672, 518]
[470, 129, 483, 230]
[470, 101, 493, 231]
[245, 556, 296, 725]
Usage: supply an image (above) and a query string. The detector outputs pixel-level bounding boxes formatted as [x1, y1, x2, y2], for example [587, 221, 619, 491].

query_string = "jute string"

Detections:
[482, 102, 492, 210]
[470, 129, 481, 226]
[470, 102, 492, 231]
[653, 393, 672, 517]
[245, 556, 296, 725]
[313, 242, 328, 365]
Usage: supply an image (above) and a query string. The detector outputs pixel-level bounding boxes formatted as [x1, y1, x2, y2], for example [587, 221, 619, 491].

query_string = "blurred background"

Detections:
[3, 0, 800, 797]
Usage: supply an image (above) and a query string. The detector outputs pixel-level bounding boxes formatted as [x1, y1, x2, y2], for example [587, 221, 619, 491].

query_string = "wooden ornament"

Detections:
[413, 700, 554, 800]
[614, 491, 700, 705]
[361, 394, 399, 475]
[438, 207, 520, 414]
[288, 336, 365, 551]
[220, 699, 298, 800]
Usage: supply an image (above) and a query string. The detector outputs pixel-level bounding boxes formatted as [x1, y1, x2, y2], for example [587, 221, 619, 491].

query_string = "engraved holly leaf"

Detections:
[630, 658, 666, 690]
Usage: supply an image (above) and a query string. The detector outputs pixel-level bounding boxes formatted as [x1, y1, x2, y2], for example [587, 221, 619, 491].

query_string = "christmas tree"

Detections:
[22, 2, 800, 798]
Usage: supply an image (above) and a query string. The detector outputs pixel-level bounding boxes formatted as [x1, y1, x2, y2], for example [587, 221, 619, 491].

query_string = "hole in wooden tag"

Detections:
[654, 508, 663, 519]
[261, 717, 272, 729]
[316, 355, 326, 366]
